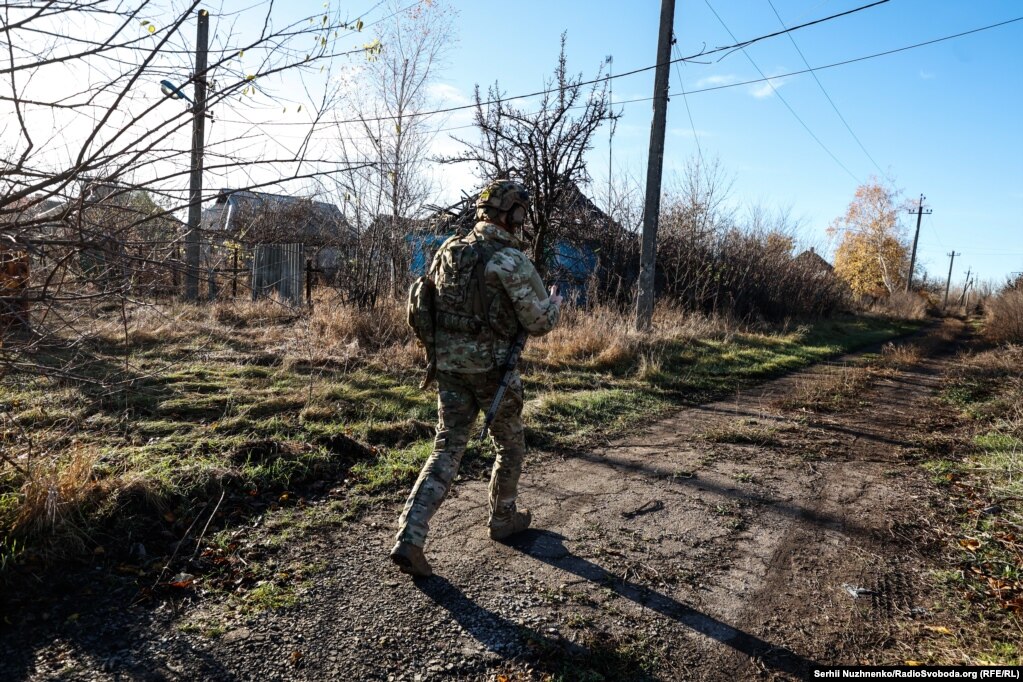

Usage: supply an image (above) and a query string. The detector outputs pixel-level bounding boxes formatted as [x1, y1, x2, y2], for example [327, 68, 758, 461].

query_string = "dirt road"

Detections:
[1, 322, 962, 681]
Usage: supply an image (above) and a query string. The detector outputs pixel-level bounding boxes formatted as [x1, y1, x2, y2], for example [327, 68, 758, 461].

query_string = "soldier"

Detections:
[390, 179, 563, 577]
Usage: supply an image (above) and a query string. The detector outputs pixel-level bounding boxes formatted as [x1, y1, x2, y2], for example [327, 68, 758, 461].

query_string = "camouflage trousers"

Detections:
[395, 369, 525, 548]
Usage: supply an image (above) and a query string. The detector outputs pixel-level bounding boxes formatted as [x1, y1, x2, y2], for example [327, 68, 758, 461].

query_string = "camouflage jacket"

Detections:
[433, 221, 561, 374]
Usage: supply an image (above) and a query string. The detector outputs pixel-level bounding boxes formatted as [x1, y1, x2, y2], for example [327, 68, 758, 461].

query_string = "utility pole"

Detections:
[905, 193, 932, 293]
[635, 0, 676, 331]
[957, 267, 972, 307]
[184, 9, 210, 301]
[943, 251, 960, 309]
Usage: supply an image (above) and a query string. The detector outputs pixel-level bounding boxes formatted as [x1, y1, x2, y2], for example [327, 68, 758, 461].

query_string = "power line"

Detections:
[671, 40, 704, 162]
[215, 0, 893, 129]
[687, 15, 1023, 94]
[766, 0, 889, 181]
[213, 14, 1023, 149]
[704, 0, 860, 183]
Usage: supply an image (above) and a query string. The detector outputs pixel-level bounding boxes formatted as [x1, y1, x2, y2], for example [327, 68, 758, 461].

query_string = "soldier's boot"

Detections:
[389, 541, 433, 577]
[488, 508, 532, 541]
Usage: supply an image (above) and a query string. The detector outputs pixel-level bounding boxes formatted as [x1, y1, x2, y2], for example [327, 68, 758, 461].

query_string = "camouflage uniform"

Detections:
[395, 221, 560, 548]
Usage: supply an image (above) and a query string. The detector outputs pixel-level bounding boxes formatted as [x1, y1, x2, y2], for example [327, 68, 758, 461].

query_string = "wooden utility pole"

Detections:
[635, 0, 676, 331]
[943, 251, 960, 309]
[905, 193, 931, 293]
[184, 9, 209, 301]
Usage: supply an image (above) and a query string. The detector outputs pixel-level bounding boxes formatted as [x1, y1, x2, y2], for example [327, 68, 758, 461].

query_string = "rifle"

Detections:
[478, 328, 529, 442]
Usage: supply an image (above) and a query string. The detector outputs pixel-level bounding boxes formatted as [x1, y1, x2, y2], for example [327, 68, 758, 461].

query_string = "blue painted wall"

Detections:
[406, 233, 598, 304]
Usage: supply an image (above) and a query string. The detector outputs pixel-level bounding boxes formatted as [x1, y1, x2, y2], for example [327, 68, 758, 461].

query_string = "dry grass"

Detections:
[985, 289, 1023, 344]
[528, 303, 732, 372]
[777, 364, 881, 413]
[12, 446, 105, 552]
[1, 294, 921, 567]
[871, 290, 929, 320]
[85, 293, 421, 372]
[879, 341, 923, 369]
[702, 419, 784, 447]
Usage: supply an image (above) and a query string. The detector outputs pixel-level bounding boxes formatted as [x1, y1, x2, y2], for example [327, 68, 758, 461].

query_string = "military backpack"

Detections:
[406, 231, 505, 385]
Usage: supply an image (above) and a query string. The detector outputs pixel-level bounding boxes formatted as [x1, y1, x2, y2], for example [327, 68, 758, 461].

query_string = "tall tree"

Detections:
[829, 178, 910, 298]
[444, 34, 617, 272]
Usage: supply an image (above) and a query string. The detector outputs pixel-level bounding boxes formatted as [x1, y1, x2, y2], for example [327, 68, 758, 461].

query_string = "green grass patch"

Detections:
[917, 344, 1023, 664]
[0, 313, 921, 566]
[244, 582, 298, 612]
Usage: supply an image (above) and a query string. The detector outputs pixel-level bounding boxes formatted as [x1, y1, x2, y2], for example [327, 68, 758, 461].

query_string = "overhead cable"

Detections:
[704, 0, 860, 182]
[766, 0, 889, 180]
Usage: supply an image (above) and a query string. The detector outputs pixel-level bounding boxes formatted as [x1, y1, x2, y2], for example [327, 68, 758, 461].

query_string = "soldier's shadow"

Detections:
[414, 573, 587, 658]
[501, 529, 813, 677]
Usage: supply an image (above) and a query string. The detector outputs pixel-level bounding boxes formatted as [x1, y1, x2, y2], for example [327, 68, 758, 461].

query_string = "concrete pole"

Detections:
[184, 9, 209, 301]
[943, 251, 959, 309]
[905, 193, 930, 293]
[635, 0, 676, 331]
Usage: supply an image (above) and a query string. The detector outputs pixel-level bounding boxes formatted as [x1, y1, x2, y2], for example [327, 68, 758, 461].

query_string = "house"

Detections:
[793, 247, 834, 275]
[202, 189, 354, 281]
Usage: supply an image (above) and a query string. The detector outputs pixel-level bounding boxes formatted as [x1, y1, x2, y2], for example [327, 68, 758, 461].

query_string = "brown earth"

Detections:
[0, 320, 965, 681]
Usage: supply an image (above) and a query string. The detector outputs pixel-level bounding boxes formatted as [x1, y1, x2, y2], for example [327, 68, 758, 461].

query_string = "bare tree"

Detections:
[331, 0, 455, 301]
[0, 0, 378, 367]
[444, 34, 617, 273]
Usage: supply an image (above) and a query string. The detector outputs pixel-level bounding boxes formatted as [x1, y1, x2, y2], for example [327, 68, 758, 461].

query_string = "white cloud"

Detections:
[919, 70, 936, 80]
[749, 78, 787, 99]
[427, 82, 472, 107]
[695, 74, 739, 89]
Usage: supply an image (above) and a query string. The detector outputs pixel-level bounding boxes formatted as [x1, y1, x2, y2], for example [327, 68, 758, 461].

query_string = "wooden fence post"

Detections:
[306, 258, 313, 307]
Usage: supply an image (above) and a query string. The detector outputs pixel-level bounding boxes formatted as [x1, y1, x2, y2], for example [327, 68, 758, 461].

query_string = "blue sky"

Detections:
[423, 0, 1023, 287]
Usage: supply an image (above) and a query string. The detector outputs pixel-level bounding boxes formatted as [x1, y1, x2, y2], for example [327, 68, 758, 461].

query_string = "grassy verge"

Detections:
[0, 301, 922, 570]
[913, 343, 1023, 665]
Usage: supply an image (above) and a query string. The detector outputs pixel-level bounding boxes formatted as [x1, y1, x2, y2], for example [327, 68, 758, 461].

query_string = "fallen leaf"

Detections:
[923, 625, 953, 635]
[959, 538, 981, 551]
[905, 660, 922, 666]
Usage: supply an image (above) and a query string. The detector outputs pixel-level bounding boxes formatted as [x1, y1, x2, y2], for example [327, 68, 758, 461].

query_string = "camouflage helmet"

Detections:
[475, 179, 530, 215]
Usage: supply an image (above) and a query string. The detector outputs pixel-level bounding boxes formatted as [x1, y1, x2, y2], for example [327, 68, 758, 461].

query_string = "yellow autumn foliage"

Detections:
[830, 179, 909, 299]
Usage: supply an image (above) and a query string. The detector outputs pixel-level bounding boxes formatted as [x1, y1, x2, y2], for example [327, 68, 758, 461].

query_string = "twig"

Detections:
[152, 500, 210, 588]
[191, 489, 226, 561]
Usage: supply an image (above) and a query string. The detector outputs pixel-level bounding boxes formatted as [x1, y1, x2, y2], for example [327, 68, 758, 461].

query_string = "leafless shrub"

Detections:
[443, 33, 618, 274]
[654, 159, 850, 321]
[985, 288, 1023, 344]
